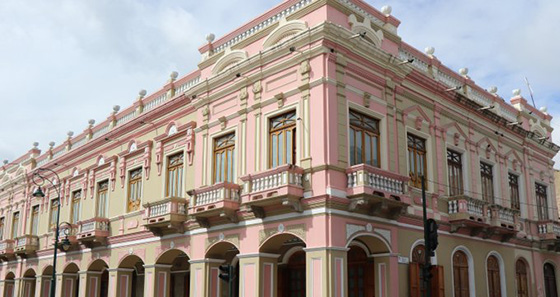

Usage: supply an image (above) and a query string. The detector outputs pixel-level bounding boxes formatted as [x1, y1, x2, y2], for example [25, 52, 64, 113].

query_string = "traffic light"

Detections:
[426, 218, 439, 256]
[219, 264, 232, 282]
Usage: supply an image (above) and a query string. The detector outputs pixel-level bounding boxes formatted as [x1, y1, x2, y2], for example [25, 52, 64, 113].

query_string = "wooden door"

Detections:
[516, 260, 528, 297]
[544, 263, 558, 297]
[453, 251, 469, 297]
[348, 246, 374, 297]
[487, 256, 501, 297]
[281, 251, 306, 297]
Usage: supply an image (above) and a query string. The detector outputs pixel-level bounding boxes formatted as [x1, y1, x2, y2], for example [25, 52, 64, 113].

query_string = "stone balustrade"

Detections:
[14, 235, 39, 255]
[143, 197, 188, 235]
[346, 164, 409, 196]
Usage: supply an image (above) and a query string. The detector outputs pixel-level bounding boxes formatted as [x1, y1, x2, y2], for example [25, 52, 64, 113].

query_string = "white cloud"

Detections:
[0, 0, 558, 168]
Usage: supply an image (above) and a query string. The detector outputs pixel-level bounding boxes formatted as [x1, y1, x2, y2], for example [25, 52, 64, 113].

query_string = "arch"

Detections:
[87, 259, 109, 272]
[211, 49, 248, 75]
[348, 14, 384, 48]
[5, 272, 15, 280]
[410, 239, 438, 264]
[515, 257, 530, 297]
[129, 141, 138, 152]
[279, 245, 304, 265]
[23, 268, 36, 277]
[96, 155, 106, 166]
[262, 18, 308, 49]
[346, 232, 392, 254]
[544, 262, 558, 297]
[118, 254, 144, 269]
[485, 251, 507, 297]
[156, 248, 190, 265]
[531, 124, 547, 138]
[451, 246, 475, 297]
[42, 265, 54, 276]
[63, 262, 80, 273]
[205, 241, 239, 260]
[259, 233, 306, 254]
[164, 121, 180, 136]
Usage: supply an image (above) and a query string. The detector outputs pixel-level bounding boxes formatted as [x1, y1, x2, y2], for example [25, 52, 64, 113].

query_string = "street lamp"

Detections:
[31, 168, 62, 297]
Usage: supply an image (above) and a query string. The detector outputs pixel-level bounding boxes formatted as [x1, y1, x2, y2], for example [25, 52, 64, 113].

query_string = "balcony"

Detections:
[537, 221, 560, 251]
[14, 235, 39, 257]
[346, 164, 409, 219]
[240, 164, 304, 219]
[448, 196, 518, 242]
[53, 224, 80, 248]
[0, 239, 15, 260]
[143, 197, 188, 235]
[188, 182, 241, 228]
[77, 218, 110, 247]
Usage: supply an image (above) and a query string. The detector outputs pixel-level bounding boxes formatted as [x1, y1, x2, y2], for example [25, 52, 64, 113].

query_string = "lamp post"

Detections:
[31, 168, 63, 297]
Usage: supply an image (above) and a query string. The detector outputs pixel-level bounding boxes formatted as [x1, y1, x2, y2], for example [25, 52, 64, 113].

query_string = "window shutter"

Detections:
[431, 265, 445, 297]
[409, 263, 420, 297]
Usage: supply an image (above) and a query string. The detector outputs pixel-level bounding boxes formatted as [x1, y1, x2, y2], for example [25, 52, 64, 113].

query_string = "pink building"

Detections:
[0, 0, 559, 296]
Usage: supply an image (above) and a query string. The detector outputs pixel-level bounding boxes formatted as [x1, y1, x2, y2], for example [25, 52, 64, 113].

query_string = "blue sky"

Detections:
[0, 0, 558, 167]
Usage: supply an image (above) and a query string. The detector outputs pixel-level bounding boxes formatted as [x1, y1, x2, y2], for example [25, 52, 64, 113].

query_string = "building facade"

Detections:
[0, 0, 559, 297]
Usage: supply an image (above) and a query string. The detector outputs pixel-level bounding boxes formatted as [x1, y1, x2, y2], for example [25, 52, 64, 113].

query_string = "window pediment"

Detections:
[262, 18, 308, 49]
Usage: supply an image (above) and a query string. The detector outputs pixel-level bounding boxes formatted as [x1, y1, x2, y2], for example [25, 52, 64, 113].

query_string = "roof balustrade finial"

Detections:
[381, 5, 392, 16]
[206, 33, 215, 43]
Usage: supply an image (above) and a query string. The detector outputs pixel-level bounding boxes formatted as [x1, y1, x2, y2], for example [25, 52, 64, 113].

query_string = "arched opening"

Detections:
[62, 263, 80, 297]
[453, 251, 470, 297]
[119, 255, 145, 297]
[346, 235, 390, 297]
[544, 263, 558, 297]
[206, 242, 240, 297]
[156, 249, 190, 297]
[40, 266, 54, 297]
[21, 269, 36, 297]
[4, 272, 15, 297]
[516, 259, 529, 297]
[487, 255, 501, 297]
[88, 259, 109, 297]
[260, 233, 306, 297]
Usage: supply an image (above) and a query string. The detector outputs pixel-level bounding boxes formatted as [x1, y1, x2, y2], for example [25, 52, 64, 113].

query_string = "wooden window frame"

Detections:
[453, 250, 470, 297]
[71, 190, 82, 224]
[487, 255, 502, 297]
[447, 150, 464, 196]
[408, 134, 427, 188]
[480, 162, 494, 203]
[96, 180, 109, 218]
[213, 133, 236, 183]
[536, 183, 549, 221]
[166, 152, 184, 197]
[11, 212, 19, 239]
[127, 168, 142, 212]
[269, 111, 297, 168]
[509, 173, 520, 211]
[516, 259, 529, 297]
[349, 110, 381, 167]
[49, 199, 59, 229]
[30, 205, 39, 235]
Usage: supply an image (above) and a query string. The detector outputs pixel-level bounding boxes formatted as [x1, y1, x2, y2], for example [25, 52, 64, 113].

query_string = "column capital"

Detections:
[142, 264, 173, 269]
[188, 258, 225, 265]
[237, 253, 280, 259]
[302, 247, 350, 252]
[106, 268, 134, 273]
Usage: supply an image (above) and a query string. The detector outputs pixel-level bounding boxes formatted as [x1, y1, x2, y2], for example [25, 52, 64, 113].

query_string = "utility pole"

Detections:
[421, 175, 432, 297]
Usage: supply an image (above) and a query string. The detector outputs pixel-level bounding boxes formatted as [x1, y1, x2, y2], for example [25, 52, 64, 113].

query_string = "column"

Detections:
[303, 247, 348, 297]
[78, 271, 102, 297]
[107, 268, 133, 297]
[237, 253, 279, 297]
[373, 253, 399, 297]
[60, 274, 79, 297]
[11, 278, 21, 297]
[187, 259, 224, 297]
[143, 264, 171, 297]
[34, 275, 50, 297]
[20, 278, 36, 297]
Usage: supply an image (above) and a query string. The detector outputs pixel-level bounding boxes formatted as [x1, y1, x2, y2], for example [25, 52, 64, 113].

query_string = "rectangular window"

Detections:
[71, 190, 82, 224]
[536, 183, 548, 220]
[349, 110, 380, 167]
[509, 173, 520, 211]
[128, 168, 142, 212]
[49, 199, 59, 229]
[0, 217, 4, 240]
[447, 150, 464, 196]
[269, 111, 296, 168]
[480, 162, 494, 203]
[97, 181, 109, 218]
[407, 134, 427, 188]
[11, 212, 19, 239]
[214, 133, 236, 183]
[166, 153, 184, 197]
[31, 205, 39, 235]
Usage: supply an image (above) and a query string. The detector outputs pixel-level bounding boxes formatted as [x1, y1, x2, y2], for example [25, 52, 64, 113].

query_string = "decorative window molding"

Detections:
[348, 14, 384, 48]
[211, 49, 248, 75]
[118, 140, 153, 186]
[262, 18, 308, 49]
[154, 121, 196, 175]
[85, 155, 118, 197]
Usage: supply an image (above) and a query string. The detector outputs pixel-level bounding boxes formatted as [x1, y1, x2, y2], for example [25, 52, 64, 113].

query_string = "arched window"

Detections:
[516, 259, 529, 297]
[280, 251, 306, 297]
[453, 251, 470, 297]
[487, 255, 501, 297]
[347, 245, 374, 297]
[544, 263, 558, 297]
[410, 244, 444, 297]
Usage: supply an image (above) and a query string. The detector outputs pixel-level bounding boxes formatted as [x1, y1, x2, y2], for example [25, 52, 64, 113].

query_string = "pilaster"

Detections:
[303, 247, 349, 297]
[237, 253, 279, 297]
[143, 264, 172, 297]
[107, 268, 133, 297]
